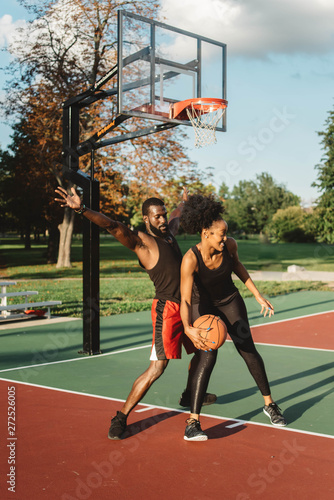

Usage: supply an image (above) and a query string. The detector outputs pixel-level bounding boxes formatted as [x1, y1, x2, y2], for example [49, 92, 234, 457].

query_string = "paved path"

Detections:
[247, 270, 334, 282]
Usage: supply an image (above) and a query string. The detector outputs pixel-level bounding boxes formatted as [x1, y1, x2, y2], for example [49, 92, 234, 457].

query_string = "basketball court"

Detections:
[0, 291, 333, 499]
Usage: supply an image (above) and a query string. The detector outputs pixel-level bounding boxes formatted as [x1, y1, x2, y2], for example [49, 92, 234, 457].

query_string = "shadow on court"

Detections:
[283, 387, 334, 424]
[205, 420, 246, 440]
[231, 379, 334, 425]
[121, 410, 180, 439]
[274, 298, 334, 315]
[121, 411, 246, 441]
[214, 361, 334, 424]
[216, 361, 334, 405]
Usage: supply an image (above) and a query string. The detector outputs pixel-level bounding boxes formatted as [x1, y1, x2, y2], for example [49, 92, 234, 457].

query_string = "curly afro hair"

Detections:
[180, 194, 225, 234]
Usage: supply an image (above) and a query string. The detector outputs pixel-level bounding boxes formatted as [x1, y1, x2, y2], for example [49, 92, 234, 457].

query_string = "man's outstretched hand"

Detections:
[55, 187, 81, 210]
[182, 186, 188, 202]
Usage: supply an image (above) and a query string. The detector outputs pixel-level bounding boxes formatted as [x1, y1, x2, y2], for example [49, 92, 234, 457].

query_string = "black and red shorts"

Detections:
[150, 299, 194, 360]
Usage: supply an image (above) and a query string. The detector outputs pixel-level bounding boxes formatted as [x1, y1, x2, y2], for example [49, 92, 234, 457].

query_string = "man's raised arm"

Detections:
[55, 186, 142, 252]
[168, 187, 188, 235]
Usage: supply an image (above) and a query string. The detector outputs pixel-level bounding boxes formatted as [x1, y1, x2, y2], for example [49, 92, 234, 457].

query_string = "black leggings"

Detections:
[188, 292, 270, 414]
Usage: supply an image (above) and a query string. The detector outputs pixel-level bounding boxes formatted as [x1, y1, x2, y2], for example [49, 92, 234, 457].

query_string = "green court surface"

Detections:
[0, 290, 333, 439]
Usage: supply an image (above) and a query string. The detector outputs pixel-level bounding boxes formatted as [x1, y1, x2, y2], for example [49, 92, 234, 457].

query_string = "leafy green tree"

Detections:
[268, 206, 315, 243]
[0, 148, 16, 234]
[255, 172, 300, 230]
[224, 180, 258, 233]
[312, 107, 334, 244]
[218, 181, 230, 201]
[220, 173, 300, 234]
[0, 120, 59, 250]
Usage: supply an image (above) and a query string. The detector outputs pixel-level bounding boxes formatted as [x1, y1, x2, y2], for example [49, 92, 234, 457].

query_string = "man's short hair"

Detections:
[142, 198, 165, 216]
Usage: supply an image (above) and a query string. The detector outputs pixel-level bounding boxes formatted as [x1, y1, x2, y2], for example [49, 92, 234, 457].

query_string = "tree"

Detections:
[2, 0, 196, 266]
[218, 181, 230, 202]
[125, 172, 217, 230]
[220, 173, 300, 234]
[0, 148, 13, 234]
[224, 180, 258, 234]
[162, 174, 216, 212]
[312, 106, 334, 244]
[268, 206, 315, 243]
[254, 172, 300, 231]
[0, 120, 59, 250]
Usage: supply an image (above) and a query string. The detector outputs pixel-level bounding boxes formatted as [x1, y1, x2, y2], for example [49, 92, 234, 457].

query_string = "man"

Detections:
[55, 186, 215, 440]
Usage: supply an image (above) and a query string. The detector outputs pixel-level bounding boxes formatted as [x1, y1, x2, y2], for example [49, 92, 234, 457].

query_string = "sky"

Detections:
[1, 0, 334, 206]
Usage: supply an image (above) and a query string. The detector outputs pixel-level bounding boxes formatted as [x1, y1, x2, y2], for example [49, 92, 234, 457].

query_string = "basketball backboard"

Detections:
[117, 10, 227, 131]
[63, 10, 227, 166]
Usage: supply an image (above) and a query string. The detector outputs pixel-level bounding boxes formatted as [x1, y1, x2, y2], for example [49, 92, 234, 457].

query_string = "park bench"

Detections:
[0, 281, 62, 321]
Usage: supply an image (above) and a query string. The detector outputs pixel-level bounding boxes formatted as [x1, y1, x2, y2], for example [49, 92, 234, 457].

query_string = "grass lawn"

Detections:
[0, 234, 332, 317]
[0, 278, 329, 318]
[1, 234, 334, 277]
[234, 237, 334, 272]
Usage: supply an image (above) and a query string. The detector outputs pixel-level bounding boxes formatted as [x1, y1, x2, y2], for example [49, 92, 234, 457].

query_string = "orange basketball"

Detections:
[193, 314, 227, 350]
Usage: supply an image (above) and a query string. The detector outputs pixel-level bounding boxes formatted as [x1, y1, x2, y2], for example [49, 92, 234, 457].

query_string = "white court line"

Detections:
[251, 309, 334, 328]
[0, 309, 333, 374]
[225, 420, 246, 428]
[135, 406, 155, 413]
[1, 377, 333, 441]
[0, 316, 78, 331]
[236, 340, 334, 353]
[0, 344, 152, 374]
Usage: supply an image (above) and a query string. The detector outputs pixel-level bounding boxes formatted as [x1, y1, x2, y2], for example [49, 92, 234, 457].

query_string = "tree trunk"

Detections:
[56, 207, 75, 268]
[24, 222, 31, 250]
[47, 222, 60, 264]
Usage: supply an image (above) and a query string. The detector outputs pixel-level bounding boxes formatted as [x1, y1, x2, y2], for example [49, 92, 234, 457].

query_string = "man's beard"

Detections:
[148, 221, 170, 238]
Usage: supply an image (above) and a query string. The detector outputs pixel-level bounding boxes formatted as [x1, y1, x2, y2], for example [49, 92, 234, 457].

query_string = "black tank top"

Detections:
[140, 235, 183, 303]
[191, 244, 238, 305]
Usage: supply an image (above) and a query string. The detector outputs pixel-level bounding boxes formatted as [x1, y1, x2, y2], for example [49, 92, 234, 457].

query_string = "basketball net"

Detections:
[186, 104, 226, 148]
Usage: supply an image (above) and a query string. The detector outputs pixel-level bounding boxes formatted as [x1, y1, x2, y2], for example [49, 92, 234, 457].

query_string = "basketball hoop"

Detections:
[170, 98, 228, 148]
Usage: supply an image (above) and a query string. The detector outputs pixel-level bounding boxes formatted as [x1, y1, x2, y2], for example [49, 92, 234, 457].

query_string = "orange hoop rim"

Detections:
[171, 98, 228, 120]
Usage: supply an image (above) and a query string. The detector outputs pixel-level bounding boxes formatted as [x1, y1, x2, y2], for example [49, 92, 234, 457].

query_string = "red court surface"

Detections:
[1, 310, 333, 499]
[249, 311, 334, 350]
[0, 380, 333, 500]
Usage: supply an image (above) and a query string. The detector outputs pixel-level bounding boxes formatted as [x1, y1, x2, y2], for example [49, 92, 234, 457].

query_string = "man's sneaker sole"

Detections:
[184, 434, 208, 442]
[108, 433, 123, 440]
[263, 407, 287, 427]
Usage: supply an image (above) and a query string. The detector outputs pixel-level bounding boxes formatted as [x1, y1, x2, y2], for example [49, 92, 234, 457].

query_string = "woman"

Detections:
[180, 194, 286, 441]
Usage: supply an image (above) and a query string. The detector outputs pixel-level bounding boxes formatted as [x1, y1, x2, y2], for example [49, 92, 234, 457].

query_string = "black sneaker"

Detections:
[184, 418, 208, 441]
[263, 403, 287, 427]
[108, 411, 127, 440]
[179, 390, 217, 407]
